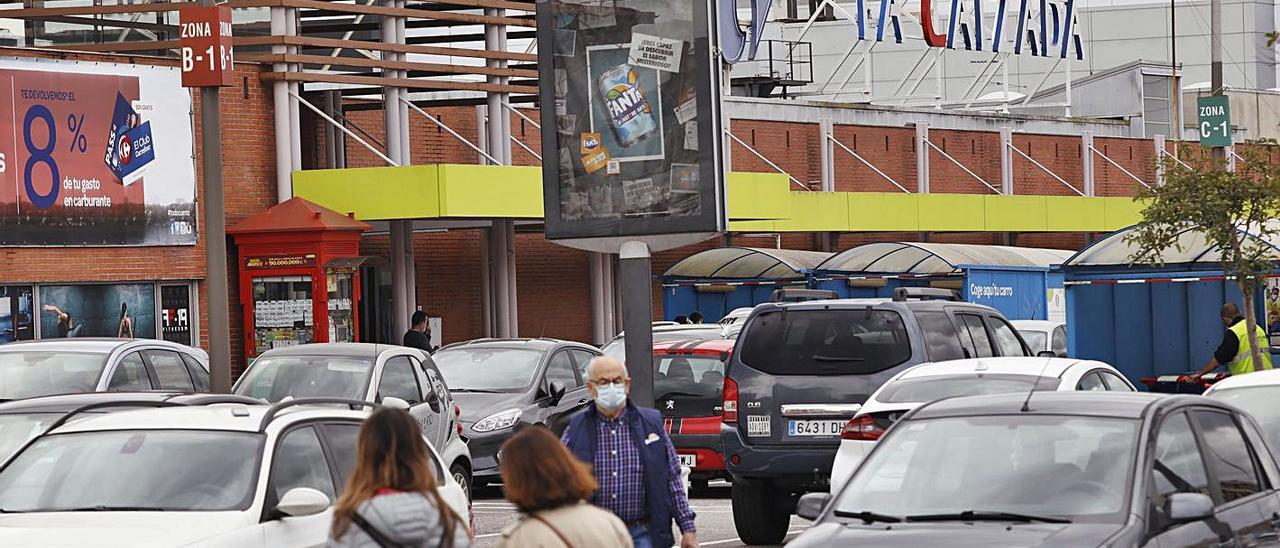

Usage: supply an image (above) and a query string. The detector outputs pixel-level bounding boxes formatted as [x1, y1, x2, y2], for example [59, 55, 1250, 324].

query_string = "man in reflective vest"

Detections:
[1192, 303, 1274, 380]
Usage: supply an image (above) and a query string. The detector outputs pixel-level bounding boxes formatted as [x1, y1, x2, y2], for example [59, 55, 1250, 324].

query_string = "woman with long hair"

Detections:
[117, 302, 133, 338]
[496, 426, 631, 548]
[329, 408, 469, 548]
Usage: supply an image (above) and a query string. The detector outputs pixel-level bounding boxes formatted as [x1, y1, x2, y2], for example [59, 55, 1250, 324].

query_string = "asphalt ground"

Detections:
[470, 481, 810, 548]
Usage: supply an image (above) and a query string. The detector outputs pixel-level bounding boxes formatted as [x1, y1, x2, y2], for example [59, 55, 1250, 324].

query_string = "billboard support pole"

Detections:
[619, 241, 654, 408]
[195, 0, 231, 392]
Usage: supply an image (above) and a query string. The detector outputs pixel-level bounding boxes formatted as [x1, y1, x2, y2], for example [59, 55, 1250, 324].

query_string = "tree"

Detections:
[1127, 147, 1280, 372]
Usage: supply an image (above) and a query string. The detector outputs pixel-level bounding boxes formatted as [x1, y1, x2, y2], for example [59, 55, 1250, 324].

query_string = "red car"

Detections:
[653, 338, 734, 489]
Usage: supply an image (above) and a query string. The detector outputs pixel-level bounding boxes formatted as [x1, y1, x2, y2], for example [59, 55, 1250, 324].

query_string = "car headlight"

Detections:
[472, 409, 522, 433]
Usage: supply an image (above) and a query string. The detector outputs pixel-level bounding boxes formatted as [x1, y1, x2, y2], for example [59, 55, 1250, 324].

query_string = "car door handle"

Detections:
[1257, 532, 1278, 542]
[1218, 538, 1237, 548]
[577, 399, 588, 405]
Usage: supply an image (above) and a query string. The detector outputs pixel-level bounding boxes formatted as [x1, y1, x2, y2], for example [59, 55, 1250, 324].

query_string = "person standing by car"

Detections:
[328, 408, 469, 548]
[497, 426, 632, 548]
[1192, 303, 1273, 380]
[561, 356, 697, 548]
[403, 311, 436, 353]
[688, 312, 703, 324]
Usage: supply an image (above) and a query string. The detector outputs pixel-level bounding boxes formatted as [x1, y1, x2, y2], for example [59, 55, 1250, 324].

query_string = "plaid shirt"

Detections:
[562, 407, 697, 533]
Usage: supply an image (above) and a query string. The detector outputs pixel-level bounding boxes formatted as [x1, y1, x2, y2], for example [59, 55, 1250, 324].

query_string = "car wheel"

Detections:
[731, 480, 790, 545]
[451, 463, 472, 501]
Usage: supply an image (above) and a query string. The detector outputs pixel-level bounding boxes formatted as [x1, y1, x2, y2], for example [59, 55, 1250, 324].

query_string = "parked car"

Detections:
[601, 324, 723, 361]
[1012, 320, 1068, 357]
[231, 343, 473, 497]
[719, 307, 754, 339]
[721, 288, 1033, 544]
[791, 391, 1280, 548]
[0, 338, 210, 401]
[432, 338, 601, 489]
[0, 398, 471, 548]
[1204, 368, 1280, 451]
[830, 357, 1135, 492]
[654, 338, 733, 490]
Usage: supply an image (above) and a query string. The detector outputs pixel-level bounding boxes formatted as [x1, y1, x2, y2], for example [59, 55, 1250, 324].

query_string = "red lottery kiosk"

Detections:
[229, 197, 371, 360]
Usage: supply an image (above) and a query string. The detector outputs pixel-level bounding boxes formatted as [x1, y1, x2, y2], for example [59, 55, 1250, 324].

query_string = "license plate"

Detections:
[788, 419, 845, 437]
[678, 454, 697, 467]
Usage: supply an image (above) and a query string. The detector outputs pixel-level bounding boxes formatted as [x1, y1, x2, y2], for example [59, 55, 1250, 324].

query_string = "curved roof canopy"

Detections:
[1064, 223, 1280, 268]
[663, 247, 833, 280]
[816, 242, 1074, 274]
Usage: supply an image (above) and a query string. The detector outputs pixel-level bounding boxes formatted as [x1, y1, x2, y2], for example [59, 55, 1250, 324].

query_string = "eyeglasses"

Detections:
[590, 378, 627, 387]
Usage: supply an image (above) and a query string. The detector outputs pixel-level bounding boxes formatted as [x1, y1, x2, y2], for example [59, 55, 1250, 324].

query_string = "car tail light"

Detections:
[454, 405, 463, 435]
[722, 377, 739, 424]
[841, 415, 884, 441]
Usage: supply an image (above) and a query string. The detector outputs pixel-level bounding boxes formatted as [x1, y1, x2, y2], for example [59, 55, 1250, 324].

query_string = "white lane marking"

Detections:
[698, 527, 808, 546]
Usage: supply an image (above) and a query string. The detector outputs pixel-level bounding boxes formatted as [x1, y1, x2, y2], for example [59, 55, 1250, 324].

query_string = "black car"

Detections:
[791, 391, 1280, 548]
[721, 289, 1032, 544]
[432, 338, 601, 488]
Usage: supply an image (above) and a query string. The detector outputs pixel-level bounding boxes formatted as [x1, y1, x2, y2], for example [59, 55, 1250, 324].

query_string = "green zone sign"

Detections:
[1197, 96, 1232, 147]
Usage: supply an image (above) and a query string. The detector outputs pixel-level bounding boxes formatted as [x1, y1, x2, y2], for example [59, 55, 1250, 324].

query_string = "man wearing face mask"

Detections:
[561, 356, 698, 548]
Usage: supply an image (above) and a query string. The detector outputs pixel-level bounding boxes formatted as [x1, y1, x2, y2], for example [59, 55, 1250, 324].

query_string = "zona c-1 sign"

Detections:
[1197, 96, 1232, 148]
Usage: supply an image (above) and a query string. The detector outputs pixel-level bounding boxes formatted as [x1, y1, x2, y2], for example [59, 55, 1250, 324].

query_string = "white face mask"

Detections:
[595, 383, 627, 411]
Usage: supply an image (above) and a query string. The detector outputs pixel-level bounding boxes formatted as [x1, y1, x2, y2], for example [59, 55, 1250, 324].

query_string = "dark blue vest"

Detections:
[564, 401, 677, 548]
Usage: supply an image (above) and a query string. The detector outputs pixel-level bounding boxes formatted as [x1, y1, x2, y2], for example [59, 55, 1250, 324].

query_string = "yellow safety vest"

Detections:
[1228, 320, 1274, 376]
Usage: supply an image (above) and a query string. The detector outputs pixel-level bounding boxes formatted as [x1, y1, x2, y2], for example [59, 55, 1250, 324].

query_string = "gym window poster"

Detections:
[537, 0, 725, 240]
[0, 57, 198, 246]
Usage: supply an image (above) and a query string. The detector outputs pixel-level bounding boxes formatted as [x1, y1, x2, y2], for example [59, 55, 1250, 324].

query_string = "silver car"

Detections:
[0, 338, 211, 401]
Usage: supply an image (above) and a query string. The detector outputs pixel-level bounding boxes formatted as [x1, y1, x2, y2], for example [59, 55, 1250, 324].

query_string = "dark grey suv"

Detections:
[721, 289, 1032, 544]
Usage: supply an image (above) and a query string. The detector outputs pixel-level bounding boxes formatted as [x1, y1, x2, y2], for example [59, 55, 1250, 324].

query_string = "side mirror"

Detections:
[1037, 350, 1058, 358]
[275, 487, 331, 518]
[1167, 492, 1214, 523]
[796, 492, 832, 521]
[548, 381, 567, 405]
[382, 396, 411, 410]
[425, 389, 442, 413]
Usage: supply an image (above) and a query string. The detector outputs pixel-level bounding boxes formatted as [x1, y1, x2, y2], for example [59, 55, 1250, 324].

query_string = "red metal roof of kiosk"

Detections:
[228, 197, 371, 234]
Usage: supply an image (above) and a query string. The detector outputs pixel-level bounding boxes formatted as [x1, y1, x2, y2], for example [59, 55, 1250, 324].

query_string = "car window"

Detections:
[545, 351, 579, 391]
[1099, 371, 1133, 392]
[1191, 410, 1264, 504]
[321, 422, 360, 486]
[568, 349, 597, 387]
[0, 351, 108, 399]
[1052, 326, 1068, 357]
[739, 309, 912, 375]
[270, 425, 336, 503]
[379, 356, 423, 405]
[108, 352, 152, 391]
[989, 318, 1027, 357]
[1149, 412, 1211, 527]
[1077, 372, 1108, 391]
[408, 356, 438, 402]
[916, 312, 966, 361]
[144, 350, 194, 391]
[179, 353, 210, 392]
[958, 314, 995, 358]
[234, 356, 372, 402]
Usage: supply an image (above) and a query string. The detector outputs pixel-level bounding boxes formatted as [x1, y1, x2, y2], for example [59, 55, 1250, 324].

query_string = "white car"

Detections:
[0, 399, 471, 548]
[1011, 319, 1068, 358]
[0, 338, 212, 400]
[718, 307, 754, 339]
[828, 357, 1135, 493]
[1204, 368, 1280, 449]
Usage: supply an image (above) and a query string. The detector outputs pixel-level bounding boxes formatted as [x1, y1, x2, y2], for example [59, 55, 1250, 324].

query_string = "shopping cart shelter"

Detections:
[660, 247, 833, 322]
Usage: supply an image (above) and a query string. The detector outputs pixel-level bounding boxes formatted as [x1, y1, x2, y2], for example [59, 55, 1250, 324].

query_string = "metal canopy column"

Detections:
[485, 9, 517, 337]
[383, 0, 410, 337]
[271, 6, 291, 202]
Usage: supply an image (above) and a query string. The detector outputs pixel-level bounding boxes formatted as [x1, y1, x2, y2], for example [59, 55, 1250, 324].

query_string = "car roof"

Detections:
[761, 298, 997, 313]
[0, 338, 177, 354]
[437, 337, 589, 352]
[49, 403, 368, 434]
[1009, 320, 1063, 331]
[653, 338, 735, 355]
[257, 342, 411, 358]
[898, 357, 1106, 380]
[1207, 369, 1280, 392]
[0, 392, 265, 413]
[910, 391, 1172, 420]
[611, 325, 722, 340]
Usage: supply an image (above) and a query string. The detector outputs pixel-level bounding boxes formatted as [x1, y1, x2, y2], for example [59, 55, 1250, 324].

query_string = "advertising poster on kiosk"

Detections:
[537, 0, 725, 240]
[0, 57, 197, 246]
[39, 284, 156, 339]
[0, 286, 34, 344]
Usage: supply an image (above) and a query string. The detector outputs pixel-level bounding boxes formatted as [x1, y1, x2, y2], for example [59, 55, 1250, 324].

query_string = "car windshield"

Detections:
[233, 356, 373, 402]
[0, 430, 262, 512]
[654, 355, 726, 400]
[1207, 386, 1280, 448]
[0, 412, 59, 463]
[433, 348, 543, 392]
[876, 374, 1061, 404]
[0, 352, 108, 400]
[602, 329, 722, 361]
[835, 415, 1137, 523]
[1021, 331, 1048, 351]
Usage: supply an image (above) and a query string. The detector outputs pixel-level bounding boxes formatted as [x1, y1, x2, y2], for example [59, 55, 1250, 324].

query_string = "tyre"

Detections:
[451, 463, 472, 501]
[691, 478, 710, 492]
[731, 480, 790, 545]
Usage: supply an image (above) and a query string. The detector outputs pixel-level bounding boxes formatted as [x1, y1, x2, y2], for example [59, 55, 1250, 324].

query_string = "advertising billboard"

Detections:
[39, 283, 156, 339]
[0, 286, 34, 344]
[0, 57, 198, 246]
[537, 0, 725, 241]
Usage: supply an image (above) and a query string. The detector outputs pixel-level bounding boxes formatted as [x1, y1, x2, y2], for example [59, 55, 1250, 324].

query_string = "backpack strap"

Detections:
[351, 512, 408, 548]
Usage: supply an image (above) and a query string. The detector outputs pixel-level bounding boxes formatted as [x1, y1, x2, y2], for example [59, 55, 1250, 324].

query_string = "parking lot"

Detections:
[471, 483, 810, 548]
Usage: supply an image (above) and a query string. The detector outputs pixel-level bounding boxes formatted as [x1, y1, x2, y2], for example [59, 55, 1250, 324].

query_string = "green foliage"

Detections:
[1270, 31, 1279, 47]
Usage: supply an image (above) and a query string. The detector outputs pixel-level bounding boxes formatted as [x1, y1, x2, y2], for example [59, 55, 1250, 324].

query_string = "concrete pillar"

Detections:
[1000, 127, 1014, 195]
[480, 228, 493, 338]
[590, 253, 606, 345]
[915, 122, 930, 193]
[271, 7, 291, 202]
[1227, 145, 1237, 172]
[1081, 131, 1095, 196]
[819, 118, 834, 192]
[504, 220, 518, 337]
[286, 9, 301, 173]
[1154, 134, 1166, 186]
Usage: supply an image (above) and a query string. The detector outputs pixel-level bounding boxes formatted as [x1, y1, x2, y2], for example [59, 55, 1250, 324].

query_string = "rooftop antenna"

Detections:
[1020, 358, 1056, 412]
